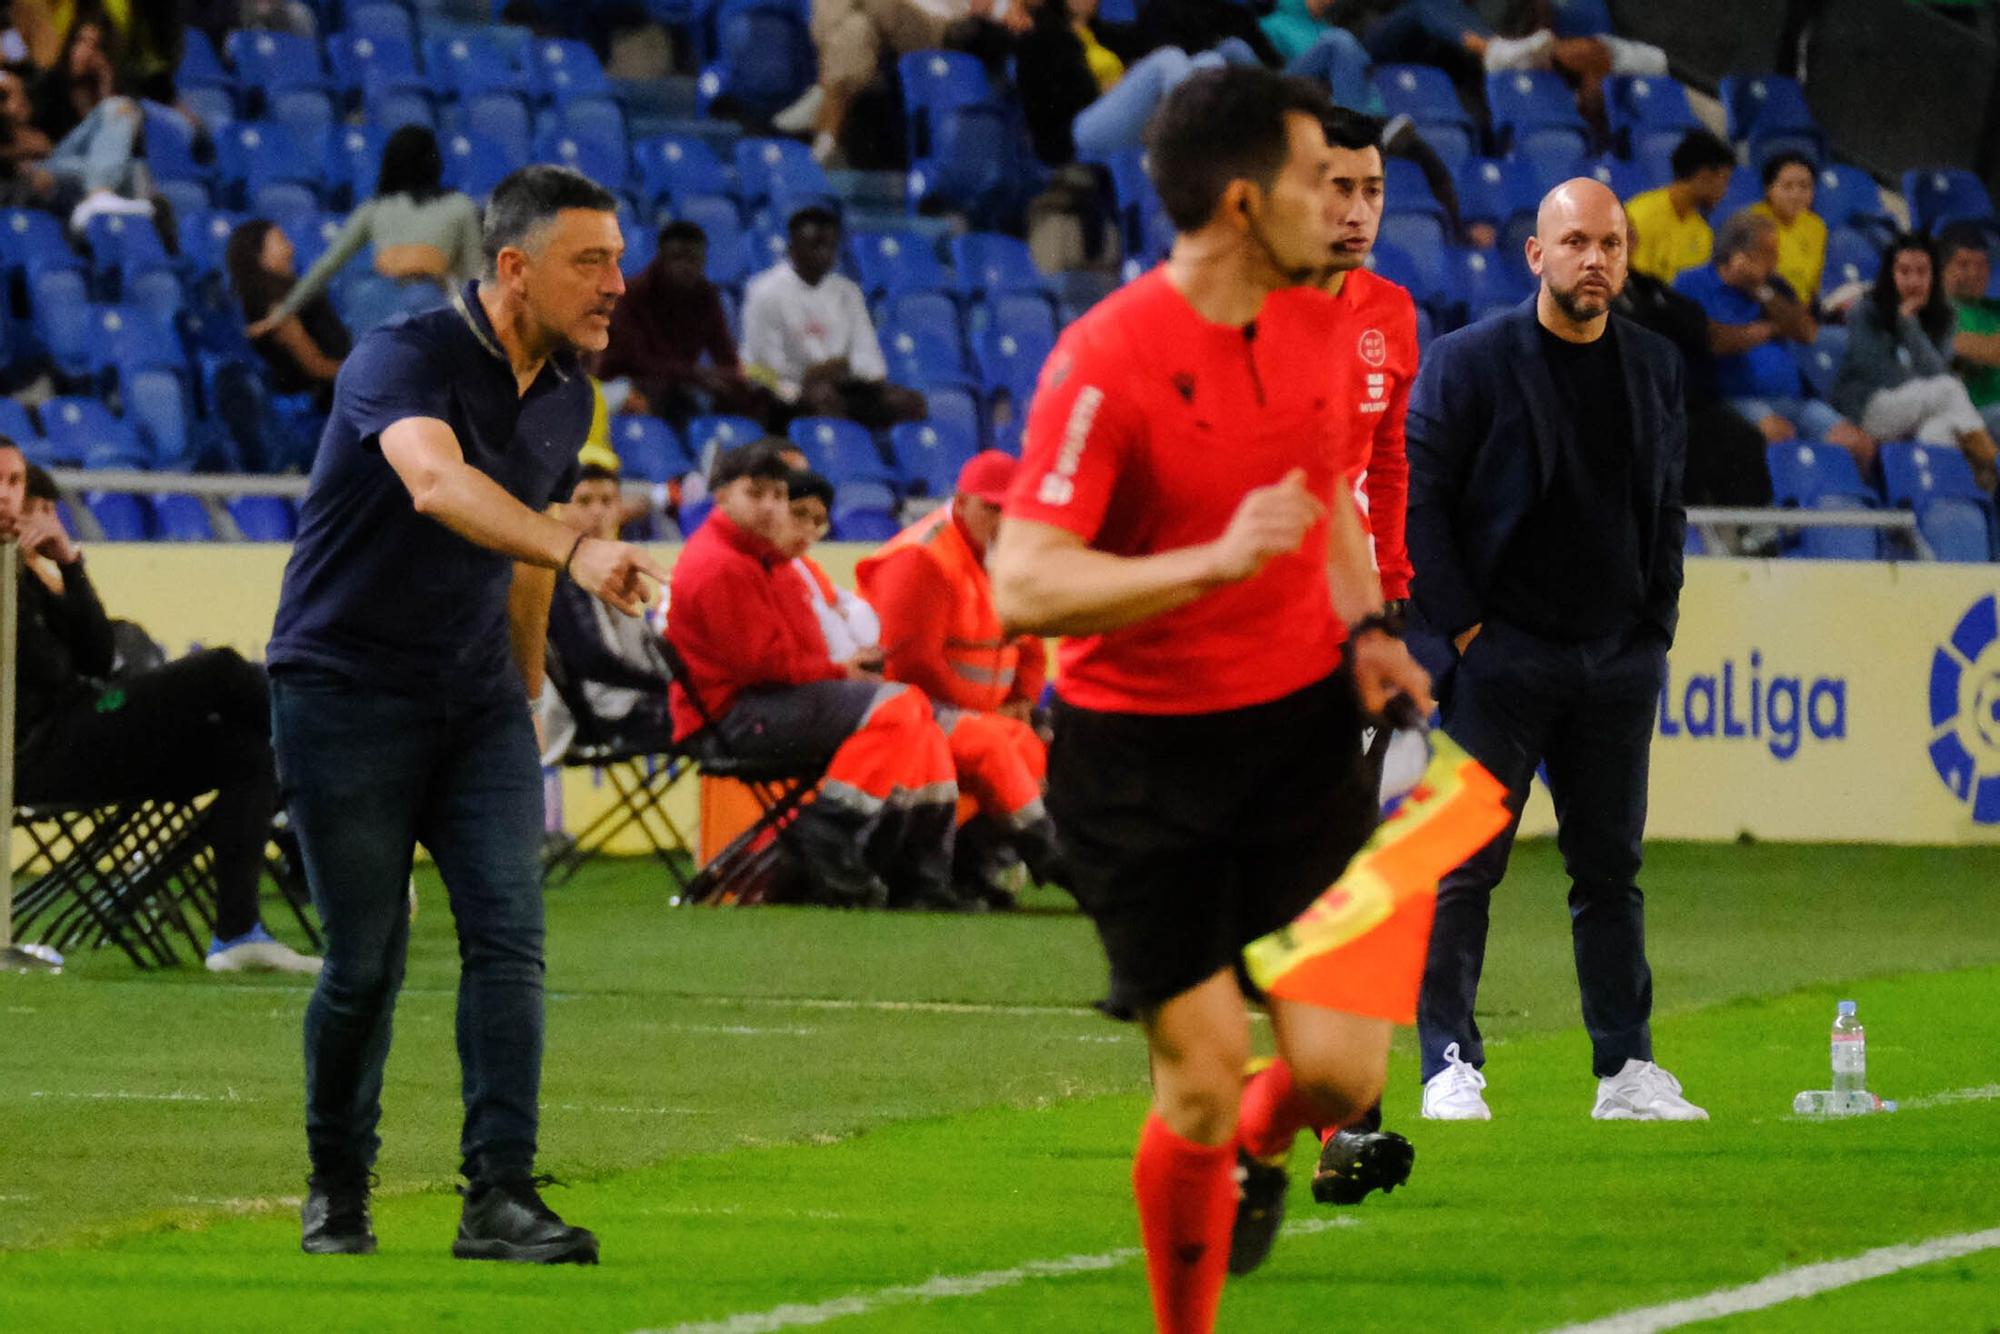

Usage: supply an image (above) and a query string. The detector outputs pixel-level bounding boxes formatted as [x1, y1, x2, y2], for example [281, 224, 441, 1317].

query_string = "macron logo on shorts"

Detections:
[1038, 385, 1103, 507]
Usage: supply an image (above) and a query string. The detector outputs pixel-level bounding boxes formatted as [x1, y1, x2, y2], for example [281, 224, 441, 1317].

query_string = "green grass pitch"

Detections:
[2, 840, 1997, 1332]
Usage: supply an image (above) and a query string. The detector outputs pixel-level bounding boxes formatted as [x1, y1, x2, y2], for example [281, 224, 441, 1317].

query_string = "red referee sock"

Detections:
[1235, 1059, 1315, 1162]
[1133, 1113, 1236, 1334]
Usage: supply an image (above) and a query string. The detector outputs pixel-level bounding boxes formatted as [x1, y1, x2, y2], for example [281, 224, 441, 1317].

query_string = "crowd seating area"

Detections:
[9, 0, 2000, 561]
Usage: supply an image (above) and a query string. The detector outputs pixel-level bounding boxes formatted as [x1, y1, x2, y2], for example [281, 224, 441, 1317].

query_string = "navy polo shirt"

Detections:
[268, 283, 587, 696]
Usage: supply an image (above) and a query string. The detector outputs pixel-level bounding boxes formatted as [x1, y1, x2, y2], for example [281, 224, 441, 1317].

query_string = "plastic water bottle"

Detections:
[1832, 1000, 1866, 1100]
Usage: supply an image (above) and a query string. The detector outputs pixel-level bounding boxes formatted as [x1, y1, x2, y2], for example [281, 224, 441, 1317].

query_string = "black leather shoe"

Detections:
[1311, 1127, 1415, 1205]
[452, 1174, 599, 1265]
[301, 1171, 377, 1256]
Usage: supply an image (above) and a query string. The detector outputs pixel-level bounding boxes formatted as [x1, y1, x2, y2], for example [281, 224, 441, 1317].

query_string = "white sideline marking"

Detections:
[555, 1103, 716, 1117]
[28, 1088, 258, 1104]
[1548, 1227, 2000, 1333]
[639, 1218, 1356, 1334]
[1897, 1083, 2000, 1111]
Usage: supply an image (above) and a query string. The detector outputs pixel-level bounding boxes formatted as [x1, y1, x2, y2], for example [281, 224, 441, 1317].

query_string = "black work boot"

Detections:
[452, 1174, 600, 1265]
[301, 1170, 377, 1256]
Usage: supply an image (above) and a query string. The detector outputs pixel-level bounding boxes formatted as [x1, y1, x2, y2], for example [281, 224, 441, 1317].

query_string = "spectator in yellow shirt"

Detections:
[1625, 129, 1737, 284]
[1749, 152, 1827, 306]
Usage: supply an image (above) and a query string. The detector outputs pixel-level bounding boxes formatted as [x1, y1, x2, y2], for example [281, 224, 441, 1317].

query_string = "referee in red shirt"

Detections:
[993, 68, 1431, 1334]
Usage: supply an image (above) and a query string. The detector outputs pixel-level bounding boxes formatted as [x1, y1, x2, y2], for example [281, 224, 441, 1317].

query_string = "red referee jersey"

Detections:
[1277, 266, 1420, 602]
[1005, 268, 1352, 716]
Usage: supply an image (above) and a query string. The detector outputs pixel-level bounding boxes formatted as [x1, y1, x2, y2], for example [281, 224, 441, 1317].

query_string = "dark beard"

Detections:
[1549, 280, 1614, 325]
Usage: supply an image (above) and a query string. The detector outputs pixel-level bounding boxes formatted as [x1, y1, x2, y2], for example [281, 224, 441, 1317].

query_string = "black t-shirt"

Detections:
[267, 283, 587, 698]
[1487, 324, 1645, 642]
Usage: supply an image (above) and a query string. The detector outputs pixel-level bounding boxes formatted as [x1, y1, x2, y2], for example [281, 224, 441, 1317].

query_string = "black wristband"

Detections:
[1351, 611, 1402, 641]
[562, 532, 587, 580]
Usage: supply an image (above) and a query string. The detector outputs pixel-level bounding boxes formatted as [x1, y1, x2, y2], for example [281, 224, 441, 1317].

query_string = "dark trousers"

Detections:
[1417, 619, 1666, 1081]
[272, 669, 545, 1182]
[17, 648, 275, 941]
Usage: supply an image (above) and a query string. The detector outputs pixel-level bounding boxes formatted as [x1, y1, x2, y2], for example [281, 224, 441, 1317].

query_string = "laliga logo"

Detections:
[1927, 594, 2000, 824]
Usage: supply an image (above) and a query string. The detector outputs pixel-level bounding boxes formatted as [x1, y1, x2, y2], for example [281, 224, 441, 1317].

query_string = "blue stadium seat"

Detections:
[698, 0, 815, 119]
[889, 419, 978, 498]
[425, 33, 529, 99]
[788, 417, 897, 486]
[1903, 167, 1996, 234]
[1720, 74, 1823, 156]
[686, 413, 764, 469]
[533, 128, 628, 194]
[990, 415, 1023, 456]
[181, 84, 236, 135]
[127, 269, 186, 331]
[1374, 64, 1473, 135]
[150, 492, 214, 540]
[176, 210, 239, 280]
[1606, 74, 1699, 156]
[269, 89, 336, 166]
[444, 132, 520, 199]
[976, 329, 1053, 415]
[909, 105, 1041, 226]
[528, 38, 613, 104]
[461, 92, 534, 168]
[1549, 0, 1613, 36]
[327, 32, 426, 101]
[920, 385, 983, 450]
[1813, 162, 1889, 236]
[633, 135, 732, 210]
[1767, 440, 1883, 559]
[879, 289, 963, 348]
[673, 194, 748, 283]
[219, 122, 318, 207]
[1439, 246, 1533, 324]
[1485, 71, 1588, 156]
[619, 211, 659, 279]
[82, 212, 170, 294]
[323, 125, 384, 206]
[1587, 154, 1660, 203]
[1384, 157, 1446, 221]
[0, 207, 82, 285]
[140, 102, 204, 184]
[1820, 228, 1880, 303]
[1366, 240, 1437, 307]
[122, 366, 199, 470]
[249, 181, 323, 235]
[348, 1, 417, 45]
[1454, 157, 1513, 227]
[733, 138, 831, 210]
[0, 399, 39, 450]
[1378, 212, 1448, 287]
[104, 304, 187, 376]
[32, 271, 95, 382]
[176, 27, 231, 93]
[950, 233, 1044, 299]
[1793, 324, 1847, 402]
[1916, 499, 1994, 562]
[227, 494, 298, 541]
[87, 492, 153, 538]
[881, 320, 975, 392]
[368, 88, 436, 134]
[226, 30, 328, 96]
[156, 178, 212, 221]
[337, 273, 446, 334]
[830, 496, 901, 542]
[612, 414, 695, 481]
[1882, 440, 1990, 504]
[851, 229, 949, 299]
[897, 50, 994, 160]
[46, 398, 145, 468]
[555, 96, 630, 168]
[985, 291, 1058, 344]
[746, 222, 789, 274]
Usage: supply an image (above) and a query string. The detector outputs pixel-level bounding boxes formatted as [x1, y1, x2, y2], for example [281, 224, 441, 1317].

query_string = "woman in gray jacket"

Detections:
[1834, 232, 2000, 489]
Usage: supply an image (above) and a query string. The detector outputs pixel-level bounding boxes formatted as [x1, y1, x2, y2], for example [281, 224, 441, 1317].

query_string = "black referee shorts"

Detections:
[1047, 667, 1377, 1020]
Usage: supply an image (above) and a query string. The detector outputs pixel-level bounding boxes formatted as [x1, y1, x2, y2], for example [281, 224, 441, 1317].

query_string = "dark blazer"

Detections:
[1406, 298, 1688, 648]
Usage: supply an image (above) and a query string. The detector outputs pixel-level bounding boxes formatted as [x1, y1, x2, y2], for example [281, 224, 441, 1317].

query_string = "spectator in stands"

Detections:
[855, 449, 1062, 903]
[1938, 224, 2000, 439]
[1615, 216, 1774, 519]
[0, 61, 60, 209]
[741, 207, 927, 429]
[30, 16, 152, 228]
[547, 461, 673, 750]
[34, 2, 180, 102]
[774, 0, 1028, 163]
[598, 220, 767, 428]
[0, 438, 319, 974]
[1014, 0, 1127, 167]
[226, 218, 350, 410]
[666, 441, 961, 910]
[780, 469, 882, 663]
[246, 127, 482, 339]
[1626, 130, 1737, 286]
[1833, 233, 2000, 490]
[1749, 152, 1826, 308]
[1677, 209, 1876, 469]
[1346, 0, 1663, 90]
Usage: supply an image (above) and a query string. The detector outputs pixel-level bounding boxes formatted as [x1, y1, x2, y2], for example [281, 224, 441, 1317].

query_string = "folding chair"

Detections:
[655, 639, 832, 907]
[540, 641, 700, 891]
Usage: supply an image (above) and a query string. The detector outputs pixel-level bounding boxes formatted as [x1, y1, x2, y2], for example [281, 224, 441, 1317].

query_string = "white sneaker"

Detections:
[1483, 29, 1556, 71]
[1592, 1060, 1708, 1121]
[205, 925, 323, 975]
[772, 84, 824, 135]
[1421, 1043, 1492, 1120]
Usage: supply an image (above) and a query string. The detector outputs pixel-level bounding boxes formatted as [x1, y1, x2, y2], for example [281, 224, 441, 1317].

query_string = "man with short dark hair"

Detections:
[598, 219, 764, 427]
[1677, 208, 1872, 467]
[740, 206, 925, 428]
[547, 461, 672, 752]
[1939, 224, 2000, 439]
[1625, 128, 1737, 284]
[667, 442, 960, 909]
[1408, 179, 1704, 1124]
[994, 66, 1432, 1331]
[269, 165, 668, 1264]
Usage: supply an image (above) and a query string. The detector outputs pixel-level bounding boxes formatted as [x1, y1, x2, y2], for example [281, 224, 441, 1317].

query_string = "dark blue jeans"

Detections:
[1416, 619, 1666, 1080]
[272, 668, 546, 1182]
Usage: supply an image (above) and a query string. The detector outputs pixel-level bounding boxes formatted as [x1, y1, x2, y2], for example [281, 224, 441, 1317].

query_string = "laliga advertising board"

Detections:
[70, 546, 2000, 846]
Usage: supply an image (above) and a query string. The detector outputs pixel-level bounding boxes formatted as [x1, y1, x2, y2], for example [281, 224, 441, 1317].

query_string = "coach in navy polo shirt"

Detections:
[269, 166, 665, 1265]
